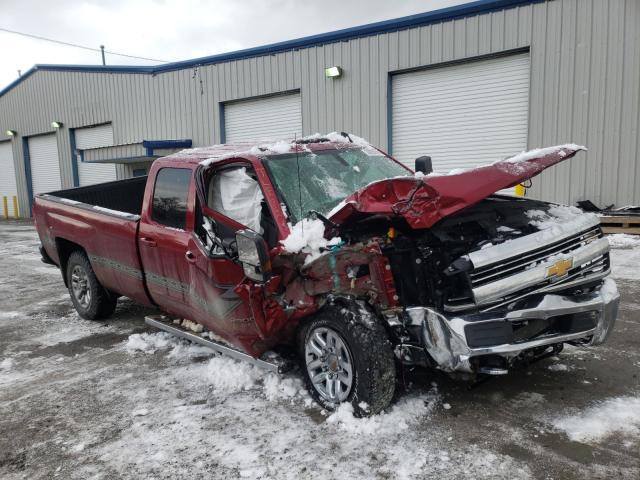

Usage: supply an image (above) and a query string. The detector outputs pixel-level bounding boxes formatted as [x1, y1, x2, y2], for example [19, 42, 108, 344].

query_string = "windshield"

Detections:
[264, 147, 411, 221]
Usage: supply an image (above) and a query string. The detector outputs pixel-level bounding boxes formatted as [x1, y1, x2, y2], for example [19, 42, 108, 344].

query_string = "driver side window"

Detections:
[207, 167, 264, 234]
[199, 165, 278, 254]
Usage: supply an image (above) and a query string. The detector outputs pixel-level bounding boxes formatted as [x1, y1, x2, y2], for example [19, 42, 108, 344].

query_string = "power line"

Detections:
[0, 26, 169, 63]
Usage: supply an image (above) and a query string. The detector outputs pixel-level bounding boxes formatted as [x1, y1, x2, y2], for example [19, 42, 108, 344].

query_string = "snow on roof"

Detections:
[165, 132, 372, 167]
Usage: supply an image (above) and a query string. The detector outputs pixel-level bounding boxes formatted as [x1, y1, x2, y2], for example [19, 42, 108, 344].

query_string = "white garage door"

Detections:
[224, 93, 302, 142]
[0, 141, 18, 200]
[391, 53, 530, 173]
[29, 134, 61, 194]
[76, 124, 117, 185]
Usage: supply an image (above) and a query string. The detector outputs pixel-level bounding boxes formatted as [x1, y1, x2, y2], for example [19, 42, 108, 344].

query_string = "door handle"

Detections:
[140, 237, 157, 247]
[185, 250, 196, 263]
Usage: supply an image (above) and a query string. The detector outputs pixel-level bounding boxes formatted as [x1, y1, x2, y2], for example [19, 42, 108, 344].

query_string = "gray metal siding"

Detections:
[0, 0, 638, 216]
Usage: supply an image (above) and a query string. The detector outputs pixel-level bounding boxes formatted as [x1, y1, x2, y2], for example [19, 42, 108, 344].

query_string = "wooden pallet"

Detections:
[599, 215, 640, 235]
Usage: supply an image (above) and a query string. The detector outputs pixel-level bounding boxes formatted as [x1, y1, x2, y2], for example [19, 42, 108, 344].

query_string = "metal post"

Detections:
[100, 45, 106, 65]
[12, 196, 19, 218]
[2, 196, 7, 219]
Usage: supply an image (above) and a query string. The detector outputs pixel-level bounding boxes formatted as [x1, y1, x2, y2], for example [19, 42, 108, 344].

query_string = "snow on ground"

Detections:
[2, 223, 640, 479]
[101, 331, 532, 479]
[551, 396, 640, 443]
[608, 234, 640, 281]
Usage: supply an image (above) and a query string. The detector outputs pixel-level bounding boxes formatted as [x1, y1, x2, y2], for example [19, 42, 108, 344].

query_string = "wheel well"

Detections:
[55, 238, 86, 287]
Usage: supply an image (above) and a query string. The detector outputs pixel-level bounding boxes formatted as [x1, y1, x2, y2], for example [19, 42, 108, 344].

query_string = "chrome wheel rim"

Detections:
[71, 265, 91, 308]
[305, 327, 354, 404]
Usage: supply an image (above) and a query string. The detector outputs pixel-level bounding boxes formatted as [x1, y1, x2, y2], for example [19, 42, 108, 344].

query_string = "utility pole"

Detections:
[100, 45, 106, 65]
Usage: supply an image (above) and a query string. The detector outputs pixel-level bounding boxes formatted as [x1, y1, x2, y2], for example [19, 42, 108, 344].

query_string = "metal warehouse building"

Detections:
[1, 0, 639, 218]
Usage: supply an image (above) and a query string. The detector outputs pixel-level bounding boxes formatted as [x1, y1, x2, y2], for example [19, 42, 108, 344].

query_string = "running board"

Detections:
[145, 315, 292, 373]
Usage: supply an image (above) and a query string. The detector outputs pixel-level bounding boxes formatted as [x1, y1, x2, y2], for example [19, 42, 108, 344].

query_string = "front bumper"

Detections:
[406, 279, 620, 373]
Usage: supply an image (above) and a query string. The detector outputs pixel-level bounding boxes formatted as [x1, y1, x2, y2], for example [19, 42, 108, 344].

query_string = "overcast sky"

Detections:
[0, 0, 467, 91]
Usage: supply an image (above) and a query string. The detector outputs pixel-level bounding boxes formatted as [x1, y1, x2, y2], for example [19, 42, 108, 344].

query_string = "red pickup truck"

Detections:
[33, 133, 619, 414]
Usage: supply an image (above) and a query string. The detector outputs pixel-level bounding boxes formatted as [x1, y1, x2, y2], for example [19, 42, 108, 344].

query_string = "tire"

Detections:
[298, 301, 396, 415]
[66, 251, 117, 320]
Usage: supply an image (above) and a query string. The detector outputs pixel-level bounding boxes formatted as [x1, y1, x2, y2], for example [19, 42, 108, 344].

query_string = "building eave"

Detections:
[0, 0, 541, 98]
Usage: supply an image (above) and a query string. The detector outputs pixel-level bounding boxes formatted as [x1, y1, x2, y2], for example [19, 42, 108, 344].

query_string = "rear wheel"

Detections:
[66, 251, 117, 320]
[298, 303, 396, 415]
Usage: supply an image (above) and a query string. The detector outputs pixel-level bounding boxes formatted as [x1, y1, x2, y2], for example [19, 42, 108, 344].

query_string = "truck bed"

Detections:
[33, 176, 153, 307]
[43, 176, 147, 217]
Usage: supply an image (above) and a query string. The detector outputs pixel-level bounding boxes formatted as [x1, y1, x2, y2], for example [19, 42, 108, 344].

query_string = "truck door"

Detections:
[138, 166, 195, 320]
[185, 164, 277, 356]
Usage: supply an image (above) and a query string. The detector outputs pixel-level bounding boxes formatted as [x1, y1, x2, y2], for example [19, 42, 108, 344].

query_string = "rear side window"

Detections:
[151, 168, 191, 229]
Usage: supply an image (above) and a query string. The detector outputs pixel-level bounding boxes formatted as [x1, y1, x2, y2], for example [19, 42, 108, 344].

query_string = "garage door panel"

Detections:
[225, 93, 302, 142]
[76, 124, 117, 186]
[0, 142, 18, 199]
[392, 53, 530, 175]
[29, 134, 61, 194]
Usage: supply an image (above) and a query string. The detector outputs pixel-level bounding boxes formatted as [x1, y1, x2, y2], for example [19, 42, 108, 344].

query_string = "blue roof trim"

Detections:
[0, 0, 539, 98]
[142, 139, 192, 149]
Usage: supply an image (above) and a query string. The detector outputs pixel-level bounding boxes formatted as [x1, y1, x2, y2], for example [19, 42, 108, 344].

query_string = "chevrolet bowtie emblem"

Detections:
[546, 258, 573, 279]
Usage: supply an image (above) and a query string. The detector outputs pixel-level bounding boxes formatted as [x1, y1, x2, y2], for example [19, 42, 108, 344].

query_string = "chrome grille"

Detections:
[470, 226, 603, 288]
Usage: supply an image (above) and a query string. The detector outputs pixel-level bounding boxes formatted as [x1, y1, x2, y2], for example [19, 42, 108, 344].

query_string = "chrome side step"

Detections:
[144, 315, 292, 373]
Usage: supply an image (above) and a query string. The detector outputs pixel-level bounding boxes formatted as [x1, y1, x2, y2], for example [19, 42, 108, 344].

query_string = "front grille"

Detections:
[469, 226, 603, 288]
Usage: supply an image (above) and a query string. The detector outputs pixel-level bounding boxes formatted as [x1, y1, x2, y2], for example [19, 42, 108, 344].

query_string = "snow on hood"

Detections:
[329, 144, 587, 229]
[281, 218, 342, 264]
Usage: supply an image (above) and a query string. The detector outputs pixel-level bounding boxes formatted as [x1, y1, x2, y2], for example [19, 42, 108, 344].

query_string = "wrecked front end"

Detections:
[275, 143, 619, 377]
[333, 197, 620, 377]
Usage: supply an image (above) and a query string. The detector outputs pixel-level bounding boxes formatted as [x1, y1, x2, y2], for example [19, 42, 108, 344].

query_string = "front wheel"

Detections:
[298, 303, 396, 415]
[66, 251, 117, 320]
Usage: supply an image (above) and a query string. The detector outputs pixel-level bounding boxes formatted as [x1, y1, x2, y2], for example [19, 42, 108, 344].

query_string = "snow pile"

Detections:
[200, 356, 263, 393]
[125, 331, 212, 358]
[500, 144, 586, 164]
[262, 374, 304, 402]
[248, 140, 292, 155]
[0, 357, 14, 370]
[551, 396, 640, 443]
[599, 278, 619, 302]
[547, 363, 570, 372]
[301, 131, 371, 148]
[281, 218, 342, 264]
[527, 205, 598, 232]
[327, 394, 438, 436]
[607, 233, 640, 249]
[125, 332, 177, 354]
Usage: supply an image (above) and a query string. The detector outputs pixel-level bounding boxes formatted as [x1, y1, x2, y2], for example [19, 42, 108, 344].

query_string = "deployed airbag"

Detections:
[209, 167, 264, 233]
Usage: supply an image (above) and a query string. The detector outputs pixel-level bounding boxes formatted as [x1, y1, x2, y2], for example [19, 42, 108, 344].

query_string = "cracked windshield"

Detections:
[264, 147, 410, 221]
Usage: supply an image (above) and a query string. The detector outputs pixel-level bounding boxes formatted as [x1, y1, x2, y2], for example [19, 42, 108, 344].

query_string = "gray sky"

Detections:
[0, 0, 466, 91]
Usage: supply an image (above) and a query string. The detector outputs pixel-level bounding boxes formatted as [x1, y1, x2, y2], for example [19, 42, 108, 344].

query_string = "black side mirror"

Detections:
[415, 156, 433, 175]
[235, 229, 271, 283]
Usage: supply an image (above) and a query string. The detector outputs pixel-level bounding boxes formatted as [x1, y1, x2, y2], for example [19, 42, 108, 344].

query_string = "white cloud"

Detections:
[0, 0, 466, 90]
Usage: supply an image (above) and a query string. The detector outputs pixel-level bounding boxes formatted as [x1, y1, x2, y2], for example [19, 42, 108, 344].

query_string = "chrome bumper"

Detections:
[407, 279, 620, 373]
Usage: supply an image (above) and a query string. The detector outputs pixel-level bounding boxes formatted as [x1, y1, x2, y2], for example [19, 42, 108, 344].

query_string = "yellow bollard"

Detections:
[12, 196, 19, 219]
[514, 184, 526, 197]
[2, 196, 7, 219]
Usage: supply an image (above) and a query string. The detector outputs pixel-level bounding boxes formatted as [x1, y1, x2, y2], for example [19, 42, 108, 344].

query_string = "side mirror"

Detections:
[415, 156, 433, 175]
[235, 229, 271, 283]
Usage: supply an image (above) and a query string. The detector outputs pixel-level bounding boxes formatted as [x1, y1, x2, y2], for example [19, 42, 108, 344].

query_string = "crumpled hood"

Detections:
[328, 145, 586, 229]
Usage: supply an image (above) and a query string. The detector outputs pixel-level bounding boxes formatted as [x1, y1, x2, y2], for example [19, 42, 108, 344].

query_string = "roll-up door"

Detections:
[28, 134, 61, 194]
[391, 53, 530, 174]
[224, 93, 302, 142]
[0, 142, 18, 202]
[75, 124, 117, 185]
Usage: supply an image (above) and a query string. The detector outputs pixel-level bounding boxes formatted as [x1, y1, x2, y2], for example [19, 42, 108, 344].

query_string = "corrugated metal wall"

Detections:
[0, 0, 638, 216]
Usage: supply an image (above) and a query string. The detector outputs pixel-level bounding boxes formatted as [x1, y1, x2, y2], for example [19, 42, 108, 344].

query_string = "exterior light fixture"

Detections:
[51, 121, 63, 128]
[5, 130, 16, 137]
[325, 66, 343, 78]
